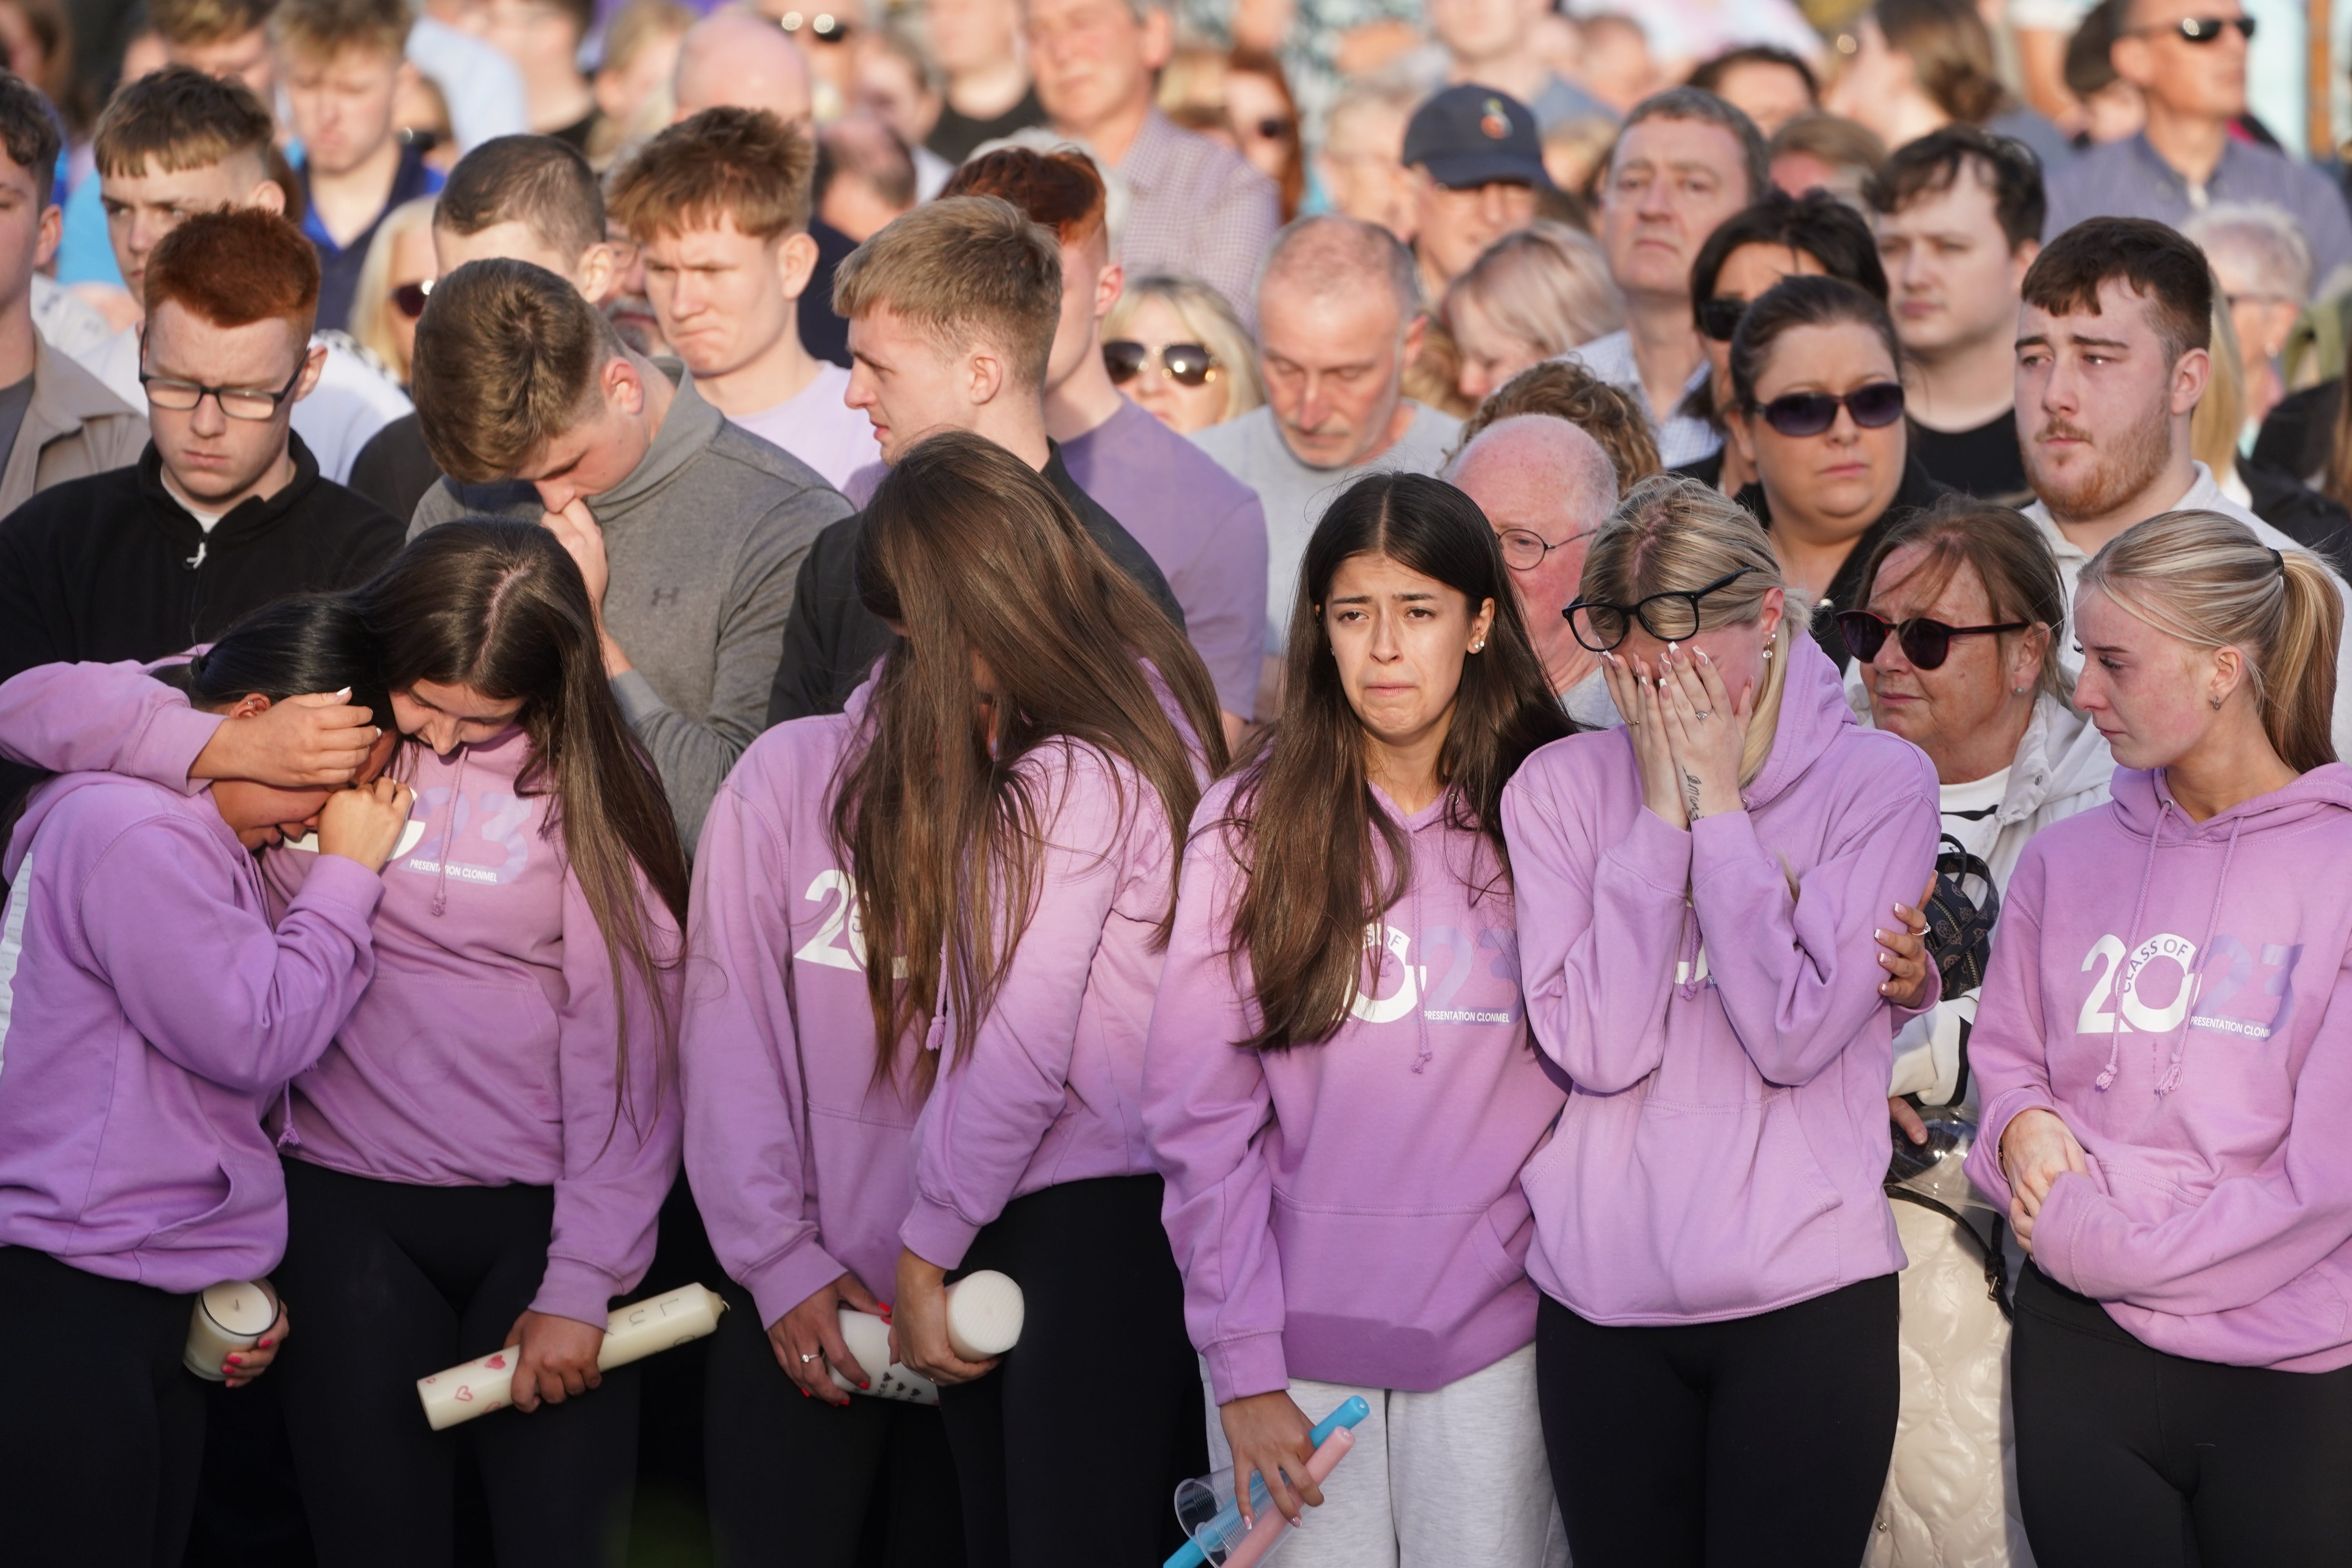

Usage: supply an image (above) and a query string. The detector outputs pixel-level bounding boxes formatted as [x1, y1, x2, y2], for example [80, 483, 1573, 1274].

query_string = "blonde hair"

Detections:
[1104, 272, 1266, 423]
[2081, 510, 2342, 775]
[2190, 289, 2243, 484]
[1581, 475, 1810, 784]
[1442, 221, 1624, 364]
[347, 193, 435, 381]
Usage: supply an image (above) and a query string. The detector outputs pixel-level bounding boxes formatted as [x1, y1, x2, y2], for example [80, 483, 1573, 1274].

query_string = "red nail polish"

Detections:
[858, 1381, 869, 1390]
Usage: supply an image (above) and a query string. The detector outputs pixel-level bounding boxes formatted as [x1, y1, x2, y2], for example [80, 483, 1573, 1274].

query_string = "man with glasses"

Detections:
[2043, 0, 2352, 281]
[0, 206, 401, 703]
[1444, 412, 1621, 727]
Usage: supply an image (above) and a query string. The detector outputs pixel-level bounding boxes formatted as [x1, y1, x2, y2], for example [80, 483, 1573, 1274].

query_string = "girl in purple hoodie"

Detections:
[1501, 477, 1941, 1567]
[1143, 473, 1574, 1565]
[0, 596, 413, 1568]
[1963, 512, 2352, 1564]
[0, 523, 690, 1568]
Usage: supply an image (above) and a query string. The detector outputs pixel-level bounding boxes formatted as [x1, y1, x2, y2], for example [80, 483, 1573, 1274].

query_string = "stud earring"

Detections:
[2210, 693, 2225, 710]
[2013, 684, 2028, 696]
[1470, 640, 1485, 653]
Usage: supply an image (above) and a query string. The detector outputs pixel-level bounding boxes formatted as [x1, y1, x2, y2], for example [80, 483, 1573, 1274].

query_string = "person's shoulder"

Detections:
[731, 706, 860, 799]
[0, 459, 143, 539]
[302, 474, 404, 532]
[1107, 403, 1258, 501]
[1188, 406, 1270, 465]
[1401, 401, 1465, 458]
[34, 772, 217, 862]
[704, 416, 841, 496]
[313, 340, 415, 419]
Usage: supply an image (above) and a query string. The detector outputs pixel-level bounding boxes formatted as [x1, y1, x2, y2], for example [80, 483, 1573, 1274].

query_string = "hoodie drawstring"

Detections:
[429, 748, 468, 917]
[2155, 813, 2245, 1097]
[2098, 798, 2171, 1091]
[274, 1083, 301, 1149]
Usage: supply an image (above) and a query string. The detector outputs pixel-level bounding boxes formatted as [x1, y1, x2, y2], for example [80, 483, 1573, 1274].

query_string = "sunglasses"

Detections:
[776, 10, 853, 41]
[1697, 295, 1748, 342]
[391, 279, 434, 320]
[2134, 14, 2255, 42]
[1103, 340, 1219, 387]
[1837, 610, 2027, 669]
[1566, 566, 1753, 653]
[1752, 381, 1906, 437]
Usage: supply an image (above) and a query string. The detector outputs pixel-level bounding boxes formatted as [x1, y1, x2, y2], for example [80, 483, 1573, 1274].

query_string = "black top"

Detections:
[2242, 457, 2352, 575]
[0, 432, 403, 798]
[765, 443, 1185, 726]
[1737, 454, 1951, 670]
[2253, 377, 2339, 486]
[800, 218, 857, 370]
[1670, 448, 1725, 490]
[925, 85, 1049, 164]
[301, 143, 443, 336]
[1907, 410, 2030, 503]
[348, 411, 440, 528]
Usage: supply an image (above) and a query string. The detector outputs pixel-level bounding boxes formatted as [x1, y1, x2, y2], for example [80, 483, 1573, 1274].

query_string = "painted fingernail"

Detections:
[225, 1354, 243, 1365]
[859, 1381, 870, 1390]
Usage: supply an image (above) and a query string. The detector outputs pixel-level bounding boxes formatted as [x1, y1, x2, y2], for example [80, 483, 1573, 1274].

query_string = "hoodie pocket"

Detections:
[361, 955, 565, 1125]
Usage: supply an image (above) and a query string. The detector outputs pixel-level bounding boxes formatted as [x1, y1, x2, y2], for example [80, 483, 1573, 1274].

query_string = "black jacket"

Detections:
[1737, 454, 1951, 669]
[347, 411, 441, 528]
[765, 443, 1183, 726]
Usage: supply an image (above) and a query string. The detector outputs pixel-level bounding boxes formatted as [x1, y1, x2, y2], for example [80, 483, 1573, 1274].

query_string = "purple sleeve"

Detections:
[680, 776, 850, 1330]
[900, 749, 1140, 1270]
[1961, 857, 2058, 1213]
[0, 660, 220, 791]
[1191, 492, 1270, 721]
[1500, 758, 1693, 1094]
[1140, 813, 1288, 1405]
[534, 869, 685, 1325]
[83, 820, 383, 1092]
[1689, 757, 1940, 1087]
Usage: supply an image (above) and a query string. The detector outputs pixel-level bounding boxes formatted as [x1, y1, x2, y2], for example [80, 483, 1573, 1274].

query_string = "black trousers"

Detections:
[703, 1279, 965, 1568]
[0, 1245, 205, 1568]
[1535, 1274, 1900, 1568]
[270, 1159, 640, 1568]
[935, 1174, 1207, 1568]
[2013, 1263, 2352, 1566]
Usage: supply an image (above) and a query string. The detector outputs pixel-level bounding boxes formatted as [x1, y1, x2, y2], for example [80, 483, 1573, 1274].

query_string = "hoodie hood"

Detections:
[1998, 695, 2114, 828]
[8, 768, 233, 880]
[1740, 630, 1859, 813]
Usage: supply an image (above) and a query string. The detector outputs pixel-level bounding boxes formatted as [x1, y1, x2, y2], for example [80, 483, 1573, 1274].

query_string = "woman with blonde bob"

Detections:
[1443, 221, 1623, 407]
[1102, 274, 1266, 434]
[1963, 512, 2352, 1565]
[1501, 476, 1941, 1567]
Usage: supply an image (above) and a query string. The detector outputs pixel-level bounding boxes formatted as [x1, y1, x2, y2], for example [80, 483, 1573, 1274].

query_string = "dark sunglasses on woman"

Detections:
[1752, 381, 1906, 438]
[1836, 610, 2027, 670]
[1697, 296, 1748, 342]
[391, 279, 434, 320]
[2135, 14, 2254, 42]
[1103, 340, 1219, 387]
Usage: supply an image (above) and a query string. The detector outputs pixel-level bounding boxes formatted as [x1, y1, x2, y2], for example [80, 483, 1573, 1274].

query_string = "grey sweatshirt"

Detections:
[410, 366, 852, 849]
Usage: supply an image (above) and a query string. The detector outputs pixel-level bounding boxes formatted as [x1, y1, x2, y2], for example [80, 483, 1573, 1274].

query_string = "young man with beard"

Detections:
[2017, 216, 2352, 753]
[1866, 125, 2042, 503]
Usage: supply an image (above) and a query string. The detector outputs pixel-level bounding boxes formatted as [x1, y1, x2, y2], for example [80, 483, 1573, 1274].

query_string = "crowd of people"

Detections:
[2, 0, 2352, 1564]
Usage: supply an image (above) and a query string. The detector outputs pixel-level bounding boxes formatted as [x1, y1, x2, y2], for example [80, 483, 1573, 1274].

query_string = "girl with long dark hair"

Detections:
[0, 595, 413, 1568]
[0, 521, 690, 1568]
[1143, 472, 1573, 1565]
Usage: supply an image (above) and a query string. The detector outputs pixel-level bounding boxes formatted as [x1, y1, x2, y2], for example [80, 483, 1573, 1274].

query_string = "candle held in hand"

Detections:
[185, 1278, 277, 1381]
[828, 1269, 1025, 1404]
[416, 1283, 728, 1430]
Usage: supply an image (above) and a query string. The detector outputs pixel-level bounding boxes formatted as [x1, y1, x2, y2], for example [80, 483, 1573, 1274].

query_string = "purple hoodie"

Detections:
[1143, 775, 1567, 1405]
[682, 703, 924, 1327]
[1500, 635, 1940, 1323]
[0, 661, 683, 1326]
[899, 736, 1195, 1272]
[1964, 764, 2352, 1372]
[0, 771, 383, 1292]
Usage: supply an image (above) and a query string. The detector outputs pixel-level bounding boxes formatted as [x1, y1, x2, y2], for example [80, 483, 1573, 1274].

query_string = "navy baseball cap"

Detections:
[1403, 85, 1550, 189]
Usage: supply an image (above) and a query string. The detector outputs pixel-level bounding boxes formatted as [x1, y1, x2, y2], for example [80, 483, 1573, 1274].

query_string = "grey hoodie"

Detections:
[410, 366, 853, 848]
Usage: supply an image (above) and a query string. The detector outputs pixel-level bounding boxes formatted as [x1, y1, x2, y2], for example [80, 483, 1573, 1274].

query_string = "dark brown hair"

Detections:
[144, 205, 319, 328]
[833, 431, 1224, 1088]
[410, 257, 625, 481]
[2021, 215, 2212, 365]
[437, 134, 606, 262]
[609, 106, 816, 243]
[1873, 0, 2010, 123]
[1454, 358, 1662, 490]
[93, 63, 274, 180]
[1223, 472, 1569, 1049]
[357, 521, 690, 1127]
[1854, 496, 2070, 702]
[1864, 122, 2046, 250]
[1728, 273, 1902, 410]
[941, 145, 1107, 248]
[0, 71, 59, 201]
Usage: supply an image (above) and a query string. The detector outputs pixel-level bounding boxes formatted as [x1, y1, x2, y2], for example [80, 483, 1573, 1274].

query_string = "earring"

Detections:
[1762, 647, 1773, 660]
[2210, 693, 2225, 710]
[1470, 640, 1486, 653]
[2013, 684, 2028, 696]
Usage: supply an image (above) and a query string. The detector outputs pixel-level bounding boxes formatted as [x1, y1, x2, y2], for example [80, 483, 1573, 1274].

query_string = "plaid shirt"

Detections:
[1116, 109, 1281, 322]
[1563, 329, 1723, 469]
[2044, 132, 2352, 284]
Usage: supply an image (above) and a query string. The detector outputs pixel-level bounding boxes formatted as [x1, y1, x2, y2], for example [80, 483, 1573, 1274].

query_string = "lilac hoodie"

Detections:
[1964, 764, 2352, 1371]
[682, 702, 924, 1327]
[0, 661, 683, 1326]
[1143, 775, 1568, 1405]
[1500, 635, 1940, 1323]
[0, 772, 383, 1292]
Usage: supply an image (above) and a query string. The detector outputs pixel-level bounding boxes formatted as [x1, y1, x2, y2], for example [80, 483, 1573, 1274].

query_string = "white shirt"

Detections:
[1561, 330, 1722, 470]
[74, 323, 412, 486]
[722, 363, 881, 494]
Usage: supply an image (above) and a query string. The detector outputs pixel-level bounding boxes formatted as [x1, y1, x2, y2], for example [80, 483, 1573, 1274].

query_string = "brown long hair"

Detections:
[1224, 473, 1569, 1050]
[356, 521, 691, 1129]
[833, 432, 1225, 1089]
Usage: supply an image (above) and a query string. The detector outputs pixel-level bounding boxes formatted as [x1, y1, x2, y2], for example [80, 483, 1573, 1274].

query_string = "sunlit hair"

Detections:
[608, 106, 815, 243]
[834, 431, 1225, 1090]
[93, 63, 273, 181]
[831, 195, 1062, 388]
[348, 193, 435, 381]
[2081, 510, 2341, 775]
[1855, 496, 2071, 704]
[2190, 291, 2243, 486]
[942, 145, 1107, 248]
[1104, 273, 1267, 423]
[1443, 221, 1623, 368]
[1453, 357, 1661, 488]
[144, 205, 319, 334]
[1581, 475, 1809, 784]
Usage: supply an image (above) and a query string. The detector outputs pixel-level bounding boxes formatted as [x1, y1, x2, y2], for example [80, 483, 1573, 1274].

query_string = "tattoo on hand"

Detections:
[1681, 769, 1704, 819]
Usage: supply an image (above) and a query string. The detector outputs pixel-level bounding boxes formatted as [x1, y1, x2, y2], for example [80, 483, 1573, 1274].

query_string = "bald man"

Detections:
[1191, 214, 1463, 662]
[668, 13, 853, 367]
[1445, 414, 1621, 728]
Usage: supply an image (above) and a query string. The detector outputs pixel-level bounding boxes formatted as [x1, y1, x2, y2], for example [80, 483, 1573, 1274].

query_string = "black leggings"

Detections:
[702, 1278, 965, 1568]
[936, 1174, 1207, 1568]
[2013, 1263, 2352, 1566]
[1535, 1274, 1900, 1568]
[270, 1159, 641, 1568]
[0, 1245, 205, 1568]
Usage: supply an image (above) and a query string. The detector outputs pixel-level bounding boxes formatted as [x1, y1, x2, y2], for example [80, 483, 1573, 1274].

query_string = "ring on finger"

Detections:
[800, 1352, 818, 1364]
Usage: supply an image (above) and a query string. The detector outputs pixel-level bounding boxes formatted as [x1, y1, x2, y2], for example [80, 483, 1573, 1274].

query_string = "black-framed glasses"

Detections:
[1244, 115, 1296, 142]
[1837, 610, 2028, 669]
[1495, 525, 1596, 572]
[2133, 15, 2254, 43]
[1103, 339, 1218, 387]
[1697, 295, 1748, 342]
[391, 279, 434, 319]
[138, 350, 307, 421]
[1566, 567, 1754, 652]
[1754, 381, 1906, 437]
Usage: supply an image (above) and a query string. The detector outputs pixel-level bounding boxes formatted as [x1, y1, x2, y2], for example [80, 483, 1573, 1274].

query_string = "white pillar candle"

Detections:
[185, 1278, 278, 1381]
[416, 1283, 728, 1431]
[827, 1269, 1024, 1404]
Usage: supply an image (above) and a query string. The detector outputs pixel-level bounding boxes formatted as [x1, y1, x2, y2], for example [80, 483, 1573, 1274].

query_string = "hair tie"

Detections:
[2272, 547, 2288, 575]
